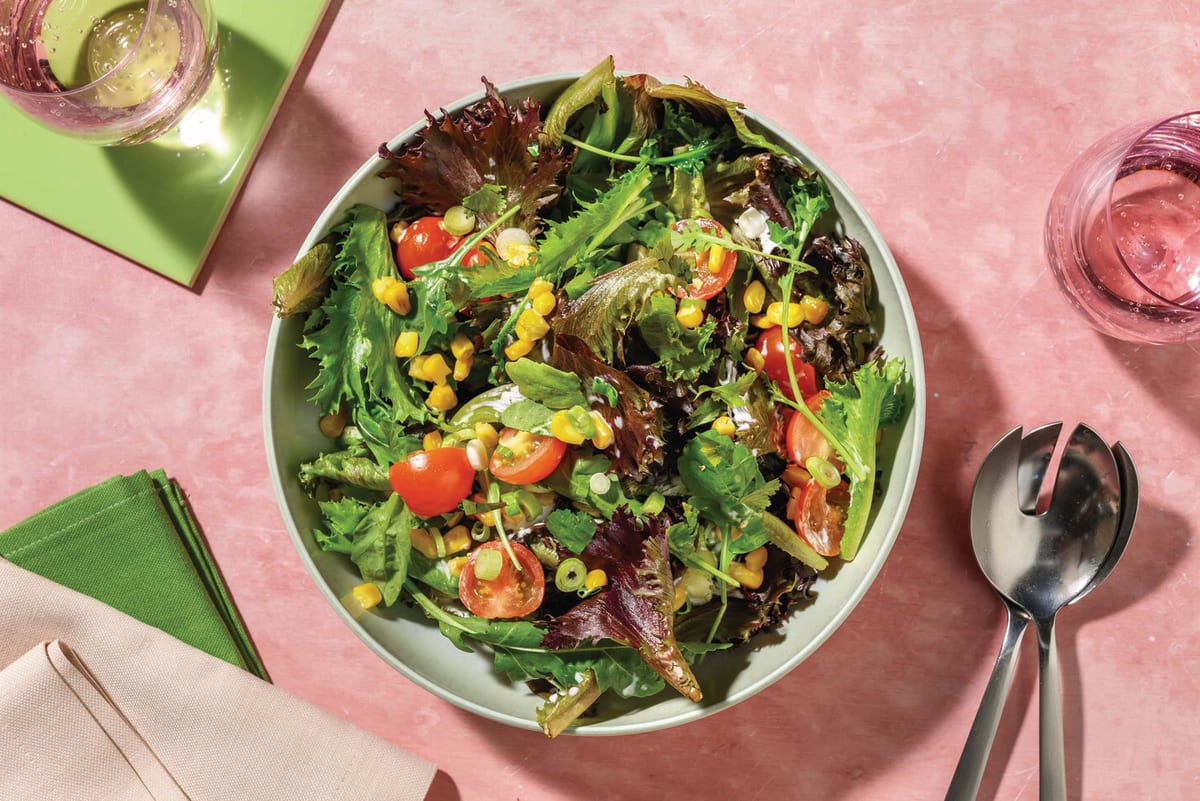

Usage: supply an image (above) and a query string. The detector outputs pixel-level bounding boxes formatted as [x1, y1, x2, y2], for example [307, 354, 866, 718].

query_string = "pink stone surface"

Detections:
[3, 2, 1199, 799]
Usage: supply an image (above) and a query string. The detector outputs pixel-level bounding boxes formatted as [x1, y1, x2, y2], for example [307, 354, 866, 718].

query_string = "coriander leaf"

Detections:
[546, 508, 597, 554]
[272, 241, 332, 318]
[462, 183, 507, 215]
[542, 511, 702, 702]
[504, 358, 587, 409]
[677, 429, 779, 545]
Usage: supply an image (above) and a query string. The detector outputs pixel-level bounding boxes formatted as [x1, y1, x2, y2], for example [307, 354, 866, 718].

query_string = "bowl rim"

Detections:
[263, 69, 927, 735]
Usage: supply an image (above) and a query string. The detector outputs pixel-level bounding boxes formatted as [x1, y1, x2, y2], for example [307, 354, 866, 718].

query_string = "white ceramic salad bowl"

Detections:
[263, 70, 926, 735]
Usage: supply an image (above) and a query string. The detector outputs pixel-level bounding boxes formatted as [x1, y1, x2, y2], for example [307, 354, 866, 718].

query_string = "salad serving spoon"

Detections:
[945, 423, 1135, 801]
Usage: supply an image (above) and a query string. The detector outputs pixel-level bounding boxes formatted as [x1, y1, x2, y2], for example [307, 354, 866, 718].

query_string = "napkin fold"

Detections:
[0, 469, 266, 679]
[0, 473, 437, 800]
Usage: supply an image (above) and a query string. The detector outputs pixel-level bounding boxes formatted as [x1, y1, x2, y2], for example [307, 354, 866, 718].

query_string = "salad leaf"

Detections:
[542, 511, 702, 702]
[637, 293, 721, 382]
[315, 494, 412, 605]
[272, 241, 333, 318]
[535, 670, 602, 739]
[299, 448, 390, 493]
[499, 399, 554, 434]
[817, 358, 911, 560]
[543, 55, 616, 144]
[793, 236, 878, 382]
[677, 430, 779, 549]
[378, 80, 570, 231]
[546, 508, 597, 554]
[504, 358, 587, 409]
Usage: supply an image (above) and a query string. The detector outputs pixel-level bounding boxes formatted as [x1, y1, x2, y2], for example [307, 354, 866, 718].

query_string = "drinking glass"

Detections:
[0, 0, 218, 146]
[1045, 111, 1200, 344]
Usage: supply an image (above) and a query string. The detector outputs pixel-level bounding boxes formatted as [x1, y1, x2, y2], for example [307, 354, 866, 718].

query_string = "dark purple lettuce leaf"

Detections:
[377, 79, 571, 231]
[541, 511, 702, 702]
[550, 334, 665, 480]
[794, 236, 878, 382]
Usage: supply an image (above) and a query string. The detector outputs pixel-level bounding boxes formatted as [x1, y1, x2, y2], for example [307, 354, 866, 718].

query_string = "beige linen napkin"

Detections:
[0, 557, 436, 801]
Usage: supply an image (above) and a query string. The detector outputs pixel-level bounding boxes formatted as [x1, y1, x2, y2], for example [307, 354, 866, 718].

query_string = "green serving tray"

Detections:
[0, 0, 330, 287]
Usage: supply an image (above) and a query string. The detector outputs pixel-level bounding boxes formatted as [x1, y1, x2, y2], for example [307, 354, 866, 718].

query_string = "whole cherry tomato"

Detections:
[756, 326, 817, 400]
[388, 447, 475, 517]
[395, 216, 463, 279]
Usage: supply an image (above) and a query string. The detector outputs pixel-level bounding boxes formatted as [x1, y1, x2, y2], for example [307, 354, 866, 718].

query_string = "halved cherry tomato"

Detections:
[395, 216, 463, 279]
[756, 326, 817, 400]
[787, 478, 849, 557]
[672, 217, 738, 300]
[489, 427, 567, 485]
[785, 391, 840, 467]
[388, 448, 475, 517]
[458, 541, 545, 619]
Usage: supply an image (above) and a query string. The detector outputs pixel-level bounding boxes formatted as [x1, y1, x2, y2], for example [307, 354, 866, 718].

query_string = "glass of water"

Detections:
[0, 0, 218, 146]
[1046, 111, 1200, 344]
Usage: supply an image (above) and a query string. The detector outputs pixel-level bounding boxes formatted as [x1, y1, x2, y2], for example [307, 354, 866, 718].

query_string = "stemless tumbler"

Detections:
[1045, 111, 1200, 344]
[0, 0, 218, 145]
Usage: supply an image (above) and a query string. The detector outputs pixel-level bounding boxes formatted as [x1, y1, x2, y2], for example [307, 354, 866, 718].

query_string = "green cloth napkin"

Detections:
[0, 470, 268, 680]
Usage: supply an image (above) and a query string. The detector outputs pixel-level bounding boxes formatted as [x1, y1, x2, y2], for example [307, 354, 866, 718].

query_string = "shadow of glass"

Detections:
[101, 23, 285, 272]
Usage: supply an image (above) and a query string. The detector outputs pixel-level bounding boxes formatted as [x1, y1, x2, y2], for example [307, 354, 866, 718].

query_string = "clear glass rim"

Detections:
[0, 0, 192, 99]
[1103, 109, 1200, 312]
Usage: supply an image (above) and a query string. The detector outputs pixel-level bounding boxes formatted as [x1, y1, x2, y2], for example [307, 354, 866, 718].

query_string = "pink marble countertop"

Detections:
[3, 2, 1199, 799]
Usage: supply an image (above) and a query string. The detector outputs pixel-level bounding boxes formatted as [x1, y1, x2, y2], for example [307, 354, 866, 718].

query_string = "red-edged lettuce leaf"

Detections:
[377, 79, 570, 231]
[541, 511, 702, 702]
[550, 334, 665, 479]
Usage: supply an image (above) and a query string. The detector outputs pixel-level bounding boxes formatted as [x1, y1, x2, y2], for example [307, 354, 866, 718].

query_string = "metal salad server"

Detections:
[945, 423, 1136, 801]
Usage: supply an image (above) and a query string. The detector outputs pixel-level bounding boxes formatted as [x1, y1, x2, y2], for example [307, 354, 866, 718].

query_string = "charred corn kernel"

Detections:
[318, 408, 347, 439]
[352, 582, 383, 609]
[426, 384, 458, 411]
[410, 528, 437, 559]
[676, 300, 704, 329]
[673, 582, 688, 611]
[800, 294, 830, 325]
[382, 281, 411, 314]
[473, 422, 499, 449]
[745, 546, 769, 571]
[504, 338, 535, 360]
[450, 333, 475, 360]
[422, 431, 443, 450]
[705, 243, 726, 274]
[584, 569, 608, 591]
[453, 355, 473, 381]
[550, 409, 588, 445]
[394, 331, 420, 358]
[765, 301, 806, 328]
[712, 415, 736, 436]
[515, 308, 550, 341]
[410, 353, 452, 385]
[728, 561, 764, 590]
[444, 524, 472, 555]
[531, 290, 557, 316]
[743, 280, 766, 313]
[447, 555, 469, 578]
[589, 411, 614, 449]
[745, 346, 766, 371]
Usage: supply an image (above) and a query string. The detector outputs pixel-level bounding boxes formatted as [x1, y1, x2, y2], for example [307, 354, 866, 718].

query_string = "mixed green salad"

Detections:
[272, 57, 911, 736]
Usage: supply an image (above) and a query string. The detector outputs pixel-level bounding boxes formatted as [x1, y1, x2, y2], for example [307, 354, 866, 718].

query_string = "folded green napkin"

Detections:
[0, 470, 268, 680]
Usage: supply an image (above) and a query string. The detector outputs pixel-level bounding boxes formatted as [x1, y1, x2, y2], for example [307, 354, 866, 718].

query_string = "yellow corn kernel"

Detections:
[504, 338, 535, 360]
[505, 243, 536, 267]
[765, 301, 806, 328]
[410, 353, 452, 385]
[382, 281, 411, 314]
[728, 561, 764, 590]
[744, 346, 766, 372]
[743, 280, 766, 314]
[453, 354, 473, 381]
[531, 290, 557, 316]
[705, 244, 726, 274]
[750, 313, 772, 329]
[450, 333, 475, 360]
[550, 409, 588, 445]
[589, 411, 614, 449]
[389, 222, 407, 244]
[744, 546, 768, 571]
[352, 582, 383, 610]
[394, 331, 420, 359]
[443, 525, 472, 555]
[410, 528, 437, 559]
[447, 555, 469, 578]
[675, 301, 704, 330]
[800, 294, 830, 325]
[673, 582, 688, 611]
[584, 568, 608, 591]
[528, 277, 554, 298]
[426, 384, 458, 412]
[422, 431, 443, 451]
[473, 422, 499, 449]
[372, 276, 395, 303]
[515, 308, 550, 341]
[712, 415, 736, 437]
